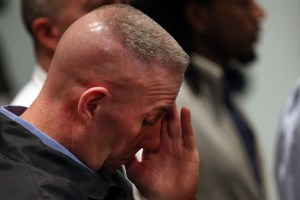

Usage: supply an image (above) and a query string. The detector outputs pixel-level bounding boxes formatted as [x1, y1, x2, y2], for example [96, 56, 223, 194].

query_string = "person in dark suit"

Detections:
[0, 0, 12, 105]
[0, 39, 12, 105]
[0, 5, 199, 200]
[133, 0, 266, 199]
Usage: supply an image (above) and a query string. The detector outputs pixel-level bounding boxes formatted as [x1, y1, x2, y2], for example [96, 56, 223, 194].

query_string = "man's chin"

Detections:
[236, 52, 257, 65]
[98, 155, 136, 175]
[98, 165, 121, 176]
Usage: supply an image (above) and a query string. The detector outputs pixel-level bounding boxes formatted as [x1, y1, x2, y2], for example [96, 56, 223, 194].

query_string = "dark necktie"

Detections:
[224, 68, 261, 186]
[186, 63, 263, 197]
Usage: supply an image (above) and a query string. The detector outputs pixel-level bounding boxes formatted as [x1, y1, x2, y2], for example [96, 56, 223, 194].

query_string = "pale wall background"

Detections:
[240, 0, 300, 200]
[1, 1, 300, 200]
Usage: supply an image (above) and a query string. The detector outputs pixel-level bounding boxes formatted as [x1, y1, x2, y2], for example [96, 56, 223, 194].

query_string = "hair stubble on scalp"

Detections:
[95, 4, 190, 72]
[44, 4, 190, 102]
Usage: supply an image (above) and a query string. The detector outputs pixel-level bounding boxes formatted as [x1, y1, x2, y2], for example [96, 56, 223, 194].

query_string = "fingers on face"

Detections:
[166, 104, 182, 139]
[161, 105, 195, 148]
[180, 107, 196, 149]
[160, 105, 180, 145]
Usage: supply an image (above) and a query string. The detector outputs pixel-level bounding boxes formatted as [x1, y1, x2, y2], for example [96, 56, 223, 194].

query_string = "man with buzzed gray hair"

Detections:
[0, 5, 199, 200]
[12, 0, 129, 106]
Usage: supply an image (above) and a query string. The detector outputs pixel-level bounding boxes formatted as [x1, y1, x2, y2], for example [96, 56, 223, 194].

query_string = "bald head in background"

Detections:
[12, 0, 130, 106]
[21, 0, 131, 57]
[5, 4, 200, 200]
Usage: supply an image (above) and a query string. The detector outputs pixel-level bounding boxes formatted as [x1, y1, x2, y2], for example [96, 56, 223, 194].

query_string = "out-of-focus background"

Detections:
[0, 0, 299, 199]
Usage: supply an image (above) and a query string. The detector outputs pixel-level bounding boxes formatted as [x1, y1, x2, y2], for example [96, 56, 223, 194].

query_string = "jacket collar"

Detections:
[0, 112, 133, 200]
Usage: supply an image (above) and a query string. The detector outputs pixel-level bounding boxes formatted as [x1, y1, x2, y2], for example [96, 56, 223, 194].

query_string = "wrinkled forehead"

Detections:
[138, 62, 185, 91]
[110, 57, 185, 92]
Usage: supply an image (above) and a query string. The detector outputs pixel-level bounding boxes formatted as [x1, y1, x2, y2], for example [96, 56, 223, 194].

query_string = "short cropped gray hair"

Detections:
[95, 4, 189, 71]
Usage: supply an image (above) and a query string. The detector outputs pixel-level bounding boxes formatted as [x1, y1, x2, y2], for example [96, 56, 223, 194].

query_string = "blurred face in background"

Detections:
[198, 0, 265, 64]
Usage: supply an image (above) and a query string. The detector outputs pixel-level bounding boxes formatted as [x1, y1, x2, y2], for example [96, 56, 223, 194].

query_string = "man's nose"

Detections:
[252, 1, 266, 21]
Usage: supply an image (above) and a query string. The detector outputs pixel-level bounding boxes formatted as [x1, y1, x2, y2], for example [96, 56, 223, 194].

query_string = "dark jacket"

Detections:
[0, 113, 133, 200]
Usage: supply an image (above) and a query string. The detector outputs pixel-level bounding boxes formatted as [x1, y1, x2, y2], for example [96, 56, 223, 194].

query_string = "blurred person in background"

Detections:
[0, 39, 12, 105]
[11, 0, 130, 106]
[133, 0, 266, 199]
[0, 0, 13, 105]
[276, 77, 300, 200]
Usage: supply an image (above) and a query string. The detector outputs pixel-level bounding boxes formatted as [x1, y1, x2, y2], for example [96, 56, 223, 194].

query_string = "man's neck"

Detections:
[36, 49, 53, 72]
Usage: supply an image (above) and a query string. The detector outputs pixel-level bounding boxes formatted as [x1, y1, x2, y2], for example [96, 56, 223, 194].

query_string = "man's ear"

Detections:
[183, 1, 209, 33]
[78, 87, 111, 120]
[32, 17, 61, 52]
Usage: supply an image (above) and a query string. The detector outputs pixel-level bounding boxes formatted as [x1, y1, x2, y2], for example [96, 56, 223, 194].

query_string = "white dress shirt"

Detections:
[11, 65, 46, 107]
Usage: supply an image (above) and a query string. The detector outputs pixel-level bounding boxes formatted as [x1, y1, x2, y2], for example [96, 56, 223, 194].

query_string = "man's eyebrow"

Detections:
[156, 105, 172, 113]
